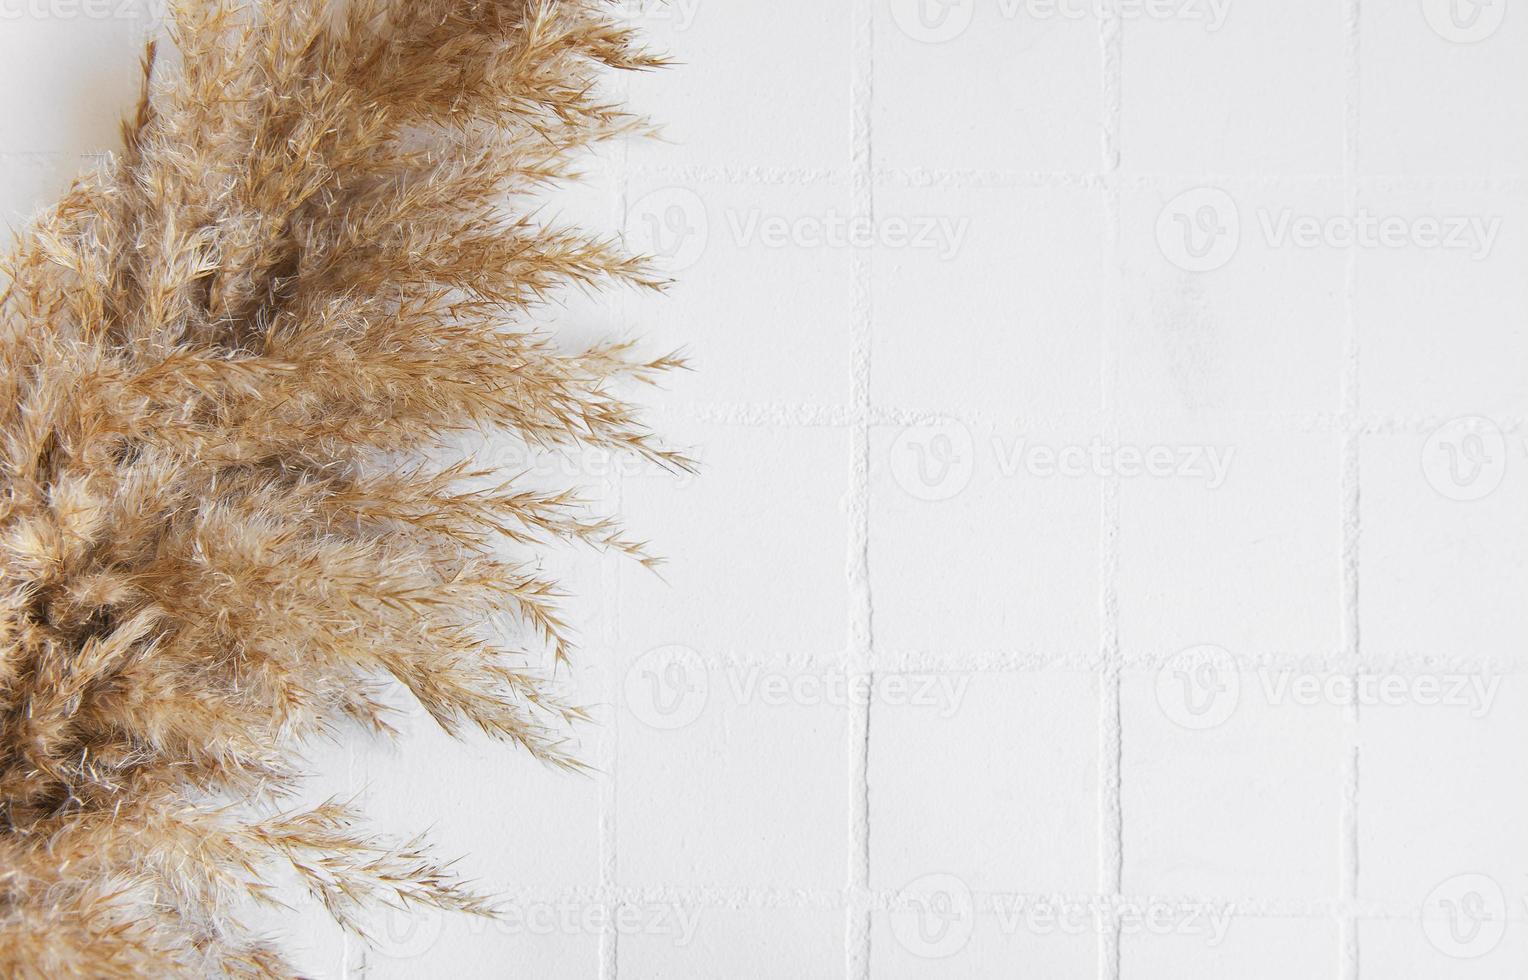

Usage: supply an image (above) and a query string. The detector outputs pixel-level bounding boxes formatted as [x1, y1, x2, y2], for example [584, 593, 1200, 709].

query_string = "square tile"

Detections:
[619, 423, 849, 662]
[871, 184, 1106, 419]
[615, 658, 849, 889]
[624, 0, 851, 171]
[1360, 3, 1528, 176]
[1359, 674, 1528, 906]
[875, 0, 1103, 173]
[1119, 181, 1346, 414]
[1121, 665, 1343, 900]
[1117, 427, 1343, 660]
[1361, 432, 1528, 667]
[870, 421, 1102, 659]
[1356, 183, 1528, 418]
[1121, 0, 1345, 175]
[870, 671, 1100, 895]
[621, 177, 854, 409]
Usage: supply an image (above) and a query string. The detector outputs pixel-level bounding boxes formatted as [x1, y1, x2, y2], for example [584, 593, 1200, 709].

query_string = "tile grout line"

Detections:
[657, 401, 1528, 427]
[598, 116, 633, 980]
[607, 646, 1528, 676]
[619, 162, 1528, 191]
[466, 883, 1528, 920]
[846, 0, 876, 977]
[651, 402, 1528, 435]
[1338, 1, 1364, 978]
[1096, 4, 1125, 980]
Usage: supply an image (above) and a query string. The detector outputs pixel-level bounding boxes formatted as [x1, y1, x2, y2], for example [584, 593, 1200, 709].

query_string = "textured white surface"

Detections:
[4, 1, 1528, 976]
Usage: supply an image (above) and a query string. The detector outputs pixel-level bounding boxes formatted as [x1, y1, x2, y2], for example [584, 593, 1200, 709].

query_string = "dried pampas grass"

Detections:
[0, 1, 682, 975]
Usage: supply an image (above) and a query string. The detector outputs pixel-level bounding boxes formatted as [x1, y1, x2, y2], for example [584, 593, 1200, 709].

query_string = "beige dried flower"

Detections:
[0, 1, 681, 975]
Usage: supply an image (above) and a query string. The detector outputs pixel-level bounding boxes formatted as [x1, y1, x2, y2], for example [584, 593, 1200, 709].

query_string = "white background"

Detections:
[4, 1, 1528, 977]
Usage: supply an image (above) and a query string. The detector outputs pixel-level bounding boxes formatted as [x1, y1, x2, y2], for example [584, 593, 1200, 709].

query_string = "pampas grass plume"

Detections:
[0, 1, 682, 975]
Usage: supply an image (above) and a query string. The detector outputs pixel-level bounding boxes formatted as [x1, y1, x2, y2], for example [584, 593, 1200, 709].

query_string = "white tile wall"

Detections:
[5, 1, 1528, 977]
